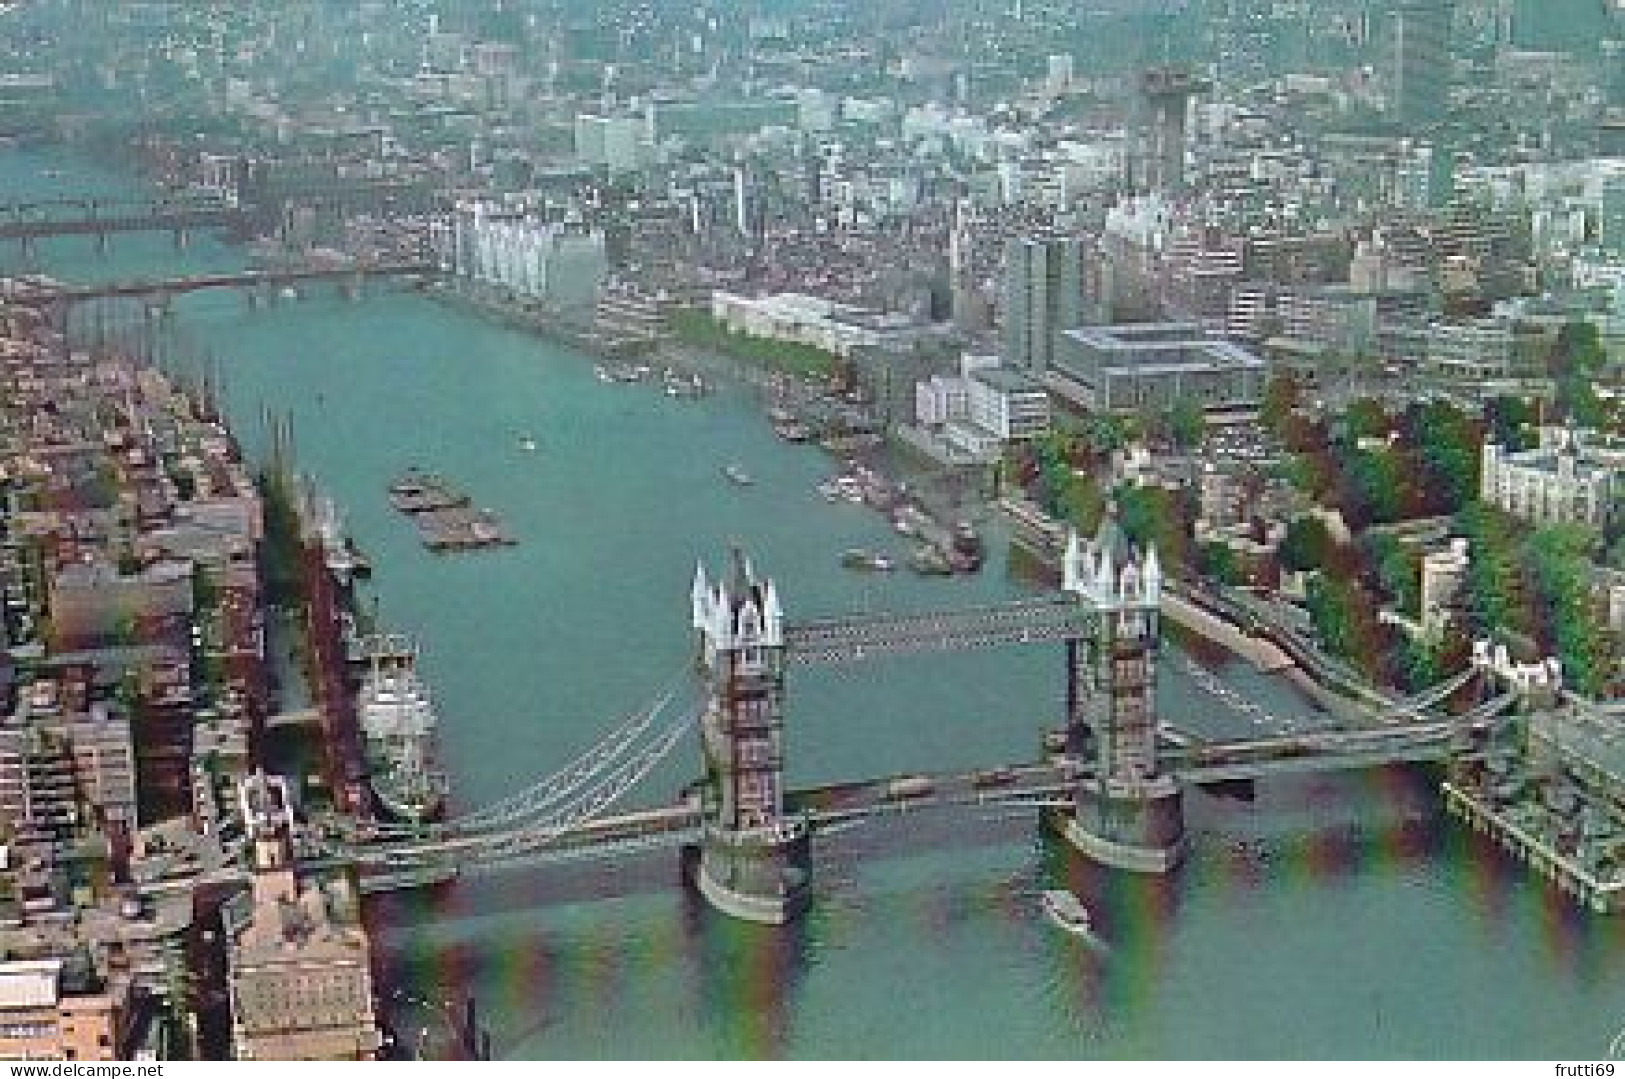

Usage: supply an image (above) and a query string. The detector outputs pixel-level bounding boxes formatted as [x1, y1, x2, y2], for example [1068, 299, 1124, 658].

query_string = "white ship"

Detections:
[357, 635, 448, 825]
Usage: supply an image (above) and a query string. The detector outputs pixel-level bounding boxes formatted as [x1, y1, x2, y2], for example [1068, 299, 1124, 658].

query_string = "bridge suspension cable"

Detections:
[1177, 652, 1481, 734]
[359, 671, 690, 841]
[475, 717, 698, 863]
[1457, 690, 1518, 727]
[442, 673, 690, 834]
[345, 696, 702, 867]
[1376, 666, 1479, 721]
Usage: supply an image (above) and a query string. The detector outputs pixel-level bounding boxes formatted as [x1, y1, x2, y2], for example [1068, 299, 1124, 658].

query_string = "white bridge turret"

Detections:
[692, 554, 784, 670]
[1062, 527, 1161, 609]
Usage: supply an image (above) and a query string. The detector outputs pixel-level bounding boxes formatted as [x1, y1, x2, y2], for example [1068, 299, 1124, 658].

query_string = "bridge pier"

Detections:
[688, 553, 813, 924]
[687, 820, 812, 925]
[1055, 776, 1187, 873]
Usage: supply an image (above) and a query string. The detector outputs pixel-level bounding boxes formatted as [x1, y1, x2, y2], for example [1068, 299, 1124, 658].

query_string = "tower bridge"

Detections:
[288, 521, 1541, 925]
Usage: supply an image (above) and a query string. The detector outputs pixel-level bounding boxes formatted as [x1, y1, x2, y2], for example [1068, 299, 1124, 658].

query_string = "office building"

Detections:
[1002, 236, 1086, 374]
[1393, 0, 1453, 128]
[1051, 323, 1267, 416]
[225, 775, 382, 1061]
[0, 956, 134, 1062]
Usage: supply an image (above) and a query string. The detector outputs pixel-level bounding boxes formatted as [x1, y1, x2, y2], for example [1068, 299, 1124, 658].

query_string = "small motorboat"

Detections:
[1041, 889, 1098, 939]
[841, 548, 894, 572]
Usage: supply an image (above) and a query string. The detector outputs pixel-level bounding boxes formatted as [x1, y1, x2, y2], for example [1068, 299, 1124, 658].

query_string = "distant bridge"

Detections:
[0, 196, 250, 243]
[7, 262, 436, 305]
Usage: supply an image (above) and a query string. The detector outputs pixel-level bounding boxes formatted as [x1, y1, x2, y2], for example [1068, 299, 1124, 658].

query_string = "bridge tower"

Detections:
[686, 553, 812, 924]
[1052, 522, 1187, 872]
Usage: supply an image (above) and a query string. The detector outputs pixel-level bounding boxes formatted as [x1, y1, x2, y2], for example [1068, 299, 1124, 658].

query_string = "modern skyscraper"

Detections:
[1140, 68, 1207, 195]
[1002, 236, 1086, 373]
[1393, 0, 1453, 128]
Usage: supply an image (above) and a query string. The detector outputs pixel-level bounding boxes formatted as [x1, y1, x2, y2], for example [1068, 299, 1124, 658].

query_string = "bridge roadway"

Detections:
[783, 596, 1100, 666]
[339, 701, 1514, 889]
[6, 262, 436, 304]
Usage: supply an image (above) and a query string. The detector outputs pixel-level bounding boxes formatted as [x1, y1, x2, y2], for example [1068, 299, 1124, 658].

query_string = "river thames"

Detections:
[4, 143, 1623, 1059]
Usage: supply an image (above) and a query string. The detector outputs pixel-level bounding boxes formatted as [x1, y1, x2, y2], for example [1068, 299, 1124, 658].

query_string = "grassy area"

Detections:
[670, 307, 843, 380]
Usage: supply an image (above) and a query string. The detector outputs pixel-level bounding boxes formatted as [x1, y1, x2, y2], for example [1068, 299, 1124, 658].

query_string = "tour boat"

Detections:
[1041, 889, 1097, 938]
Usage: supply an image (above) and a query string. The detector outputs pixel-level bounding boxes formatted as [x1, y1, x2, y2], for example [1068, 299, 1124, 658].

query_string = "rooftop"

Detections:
[970, 366, 1044, 393]
[1060, 324, 1267, 374]
[0, 958, 61, 1009]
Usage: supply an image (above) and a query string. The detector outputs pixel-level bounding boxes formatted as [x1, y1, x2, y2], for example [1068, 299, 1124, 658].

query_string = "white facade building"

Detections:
[443, 203, 608, 313]
[1480, 426, 1625, 528]
[709, 292, 882, 357]
[912, 353, 1049, 463]
[967, 366, 1051, 441]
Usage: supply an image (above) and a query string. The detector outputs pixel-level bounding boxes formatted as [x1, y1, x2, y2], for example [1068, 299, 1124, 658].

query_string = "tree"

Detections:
[1198, 540, 1243, 586]
[192, 565, 221, 613]
[1342, 397, 1392, 442]
[1305, 573, 1357, 658]
[1279, 515, 1333, 574]
[1167, 398, 1206, 451]
[1260, 371, 1303, 437]
[1454, 503, 1531, 641]
[1115, 484, 1195, 569]
[1338, 446, 1405, 527]
[1400, 399, 1483, 514]
[1484, 395, 1537, 452]
[1548, 321, 1606, 426]
[1359, 531, 1421, 615]
[1056, 471, 1105, 535]
[1523, 523, 1608, 696]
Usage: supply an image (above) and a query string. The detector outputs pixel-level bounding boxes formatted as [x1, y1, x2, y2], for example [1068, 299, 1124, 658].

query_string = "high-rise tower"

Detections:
[1393, 0, 1453, 128]
[1051, 520, 1187, 873]
[1002, 236, 1086, 373]
[1140, 68, 1207, 195]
